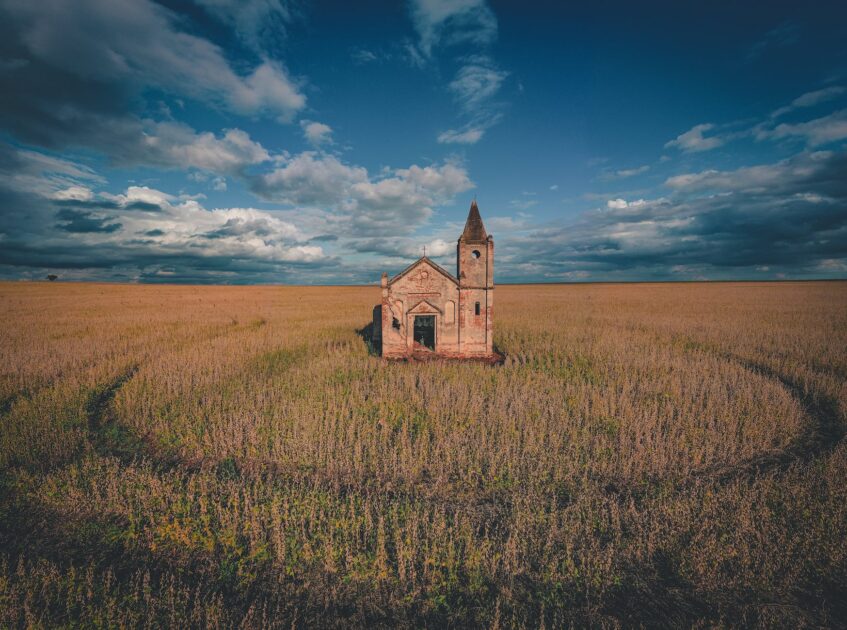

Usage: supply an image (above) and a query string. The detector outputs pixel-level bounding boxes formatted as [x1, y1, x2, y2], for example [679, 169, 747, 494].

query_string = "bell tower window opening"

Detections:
[471, 250, 481, 259]
[475, 301, 480, 316]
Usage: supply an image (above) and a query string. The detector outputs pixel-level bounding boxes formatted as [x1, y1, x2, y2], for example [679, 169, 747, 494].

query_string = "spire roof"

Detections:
[460, 199, 487, 241]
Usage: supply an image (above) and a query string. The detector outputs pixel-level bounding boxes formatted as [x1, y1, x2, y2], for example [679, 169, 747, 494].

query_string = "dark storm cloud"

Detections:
[55, 208, 122, 233]
[504, 149, 847, 280]
[203, 217, 275, 239]
[0, 0, 278, 174]
[0, 141, 337, 282]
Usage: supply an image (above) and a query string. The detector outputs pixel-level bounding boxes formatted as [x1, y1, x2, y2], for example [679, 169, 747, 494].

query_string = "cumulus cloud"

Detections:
[51, 186, 94, 202]
[250, 152, 368, 206]
[665, 123, 726, 152]
[300, 120, 333, 145]
[606, 198, 651, 209]
[348, 163, 474, 234]
[250, 154, 473, 235]
[137, 123, 271, 173]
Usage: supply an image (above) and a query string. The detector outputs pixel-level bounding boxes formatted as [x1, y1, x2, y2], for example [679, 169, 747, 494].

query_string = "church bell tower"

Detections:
[457, 200, 494, 355]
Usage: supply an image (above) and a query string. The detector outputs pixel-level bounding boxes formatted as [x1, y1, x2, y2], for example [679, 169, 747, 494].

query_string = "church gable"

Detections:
[388, 257, 457, 290]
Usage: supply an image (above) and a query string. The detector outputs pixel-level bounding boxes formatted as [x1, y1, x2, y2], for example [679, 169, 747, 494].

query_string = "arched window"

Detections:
[471, 250, 481, 259]
[475, 301, 480, 316]
[445, 300, 455, 324]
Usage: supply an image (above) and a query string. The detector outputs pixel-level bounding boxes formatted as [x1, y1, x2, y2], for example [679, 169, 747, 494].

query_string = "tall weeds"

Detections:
[1, 281, 845, 627]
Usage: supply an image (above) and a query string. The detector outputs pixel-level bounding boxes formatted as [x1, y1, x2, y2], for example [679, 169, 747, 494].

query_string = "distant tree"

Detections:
[46, 274, 58, 282]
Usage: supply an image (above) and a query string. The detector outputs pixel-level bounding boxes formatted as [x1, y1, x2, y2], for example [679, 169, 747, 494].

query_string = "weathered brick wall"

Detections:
[457, 236, 494, 356]
[380, 260, 460, 358]
[376, 216, 494, 359]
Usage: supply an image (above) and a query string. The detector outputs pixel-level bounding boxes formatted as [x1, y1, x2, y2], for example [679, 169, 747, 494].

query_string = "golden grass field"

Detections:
[1, 281, 846, 627]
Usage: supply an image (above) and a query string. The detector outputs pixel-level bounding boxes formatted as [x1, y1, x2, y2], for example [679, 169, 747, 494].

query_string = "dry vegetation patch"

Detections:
[1, 281, 845, 627]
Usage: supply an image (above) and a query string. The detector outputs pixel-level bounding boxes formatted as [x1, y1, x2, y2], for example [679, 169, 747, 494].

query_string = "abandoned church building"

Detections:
[373, 200, 495, 359]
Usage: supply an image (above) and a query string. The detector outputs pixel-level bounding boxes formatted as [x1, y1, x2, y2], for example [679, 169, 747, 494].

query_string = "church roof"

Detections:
[387, 256, 458, 287]
[460, 199, 488, 241]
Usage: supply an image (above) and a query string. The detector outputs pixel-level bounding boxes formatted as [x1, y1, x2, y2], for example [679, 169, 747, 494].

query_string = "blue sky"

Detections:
[1, 0, 846, 284]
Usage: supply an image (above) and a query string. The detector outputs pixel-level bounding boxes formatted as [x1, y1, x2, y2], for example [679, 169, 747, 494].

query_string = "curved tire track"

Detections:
[701, 355, 844, 485]
[85, 365, 140, 460]
[606, 348, 845, 500]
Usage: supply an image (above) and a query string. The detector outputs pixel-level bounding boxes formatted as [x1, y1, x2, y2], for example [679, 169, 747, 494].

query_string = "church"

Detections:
[373, 200, 495, 359]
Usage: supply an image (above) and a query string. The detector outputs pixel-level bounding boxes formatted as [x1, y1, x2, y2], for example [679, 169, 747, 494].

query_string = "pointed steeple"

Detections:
[461, 199, 487, 241]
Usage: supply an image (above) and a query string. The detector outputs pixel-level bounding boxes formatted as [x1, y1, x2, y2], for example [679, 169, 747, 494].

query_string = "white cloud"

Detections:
[251, 154, 473, 236]
[816, 258, 847, 272]
[664, 170, 720, 189]
[506, 149, 847, 280]
[102, 187, 323, 262]
[117, 186, 175, 207]
[437, 127, 485, 144]
[759, 109, 847, 146]
[606, 198, 650, 210]
[300, 120, 333, 145]
[597, 165, 651, 181]
[615, 165, 650, 178]
[251, 152, 368, 206]
[771, 86, 845, 118]
[550, 185, 559, 191]
[424, 238, 451, 257]
[138, 123, 270, 173]
[349, 162, 473, 233]
[409, 0, 497, 57]
[51, 186, 94, 202]
[406, 2, 506, 144]
[7, 0, 306, 120]
[665, 123, 726, 152]
[351, 48, 378, 64]
[192, 0, 294, 55]
[665, 151, 837, 192]
[486, 215, 532, 232]
[0, 149, 104, 199]
[449, 58, 508, 111]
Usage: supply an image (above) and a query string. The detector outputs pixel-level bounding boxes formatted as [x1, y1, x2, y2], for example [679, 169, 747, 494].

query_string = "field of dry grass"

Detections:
[1, 280, 845, 627]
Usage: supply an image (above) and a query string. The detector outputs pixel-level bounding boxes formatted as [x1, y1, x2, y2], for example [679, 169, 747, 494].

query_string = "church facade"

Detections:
[373, 200, 495, 359]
